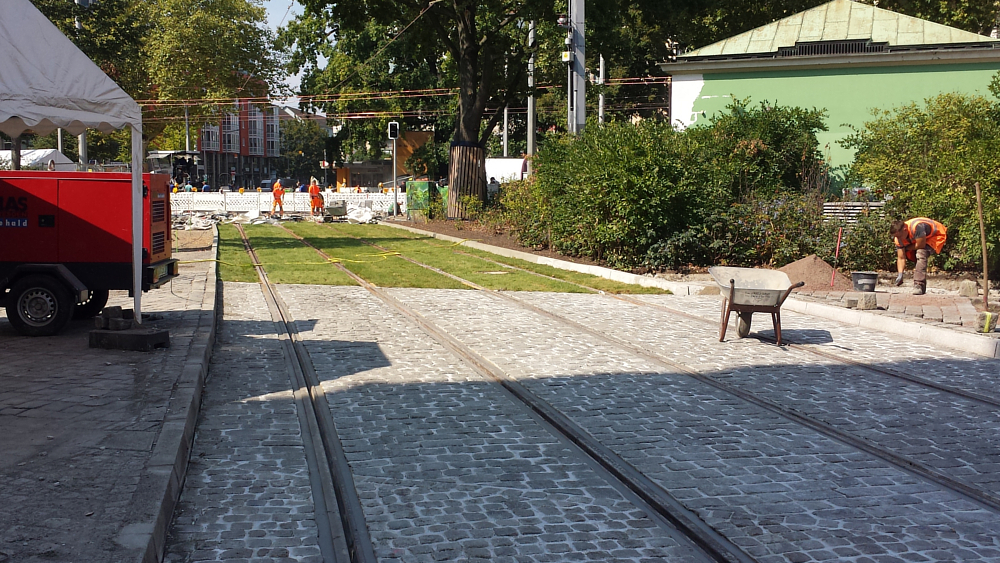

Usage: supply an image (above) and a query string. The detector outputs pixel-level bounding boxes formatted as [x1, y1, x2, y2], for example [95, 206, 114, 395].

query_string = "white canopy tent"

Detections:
[0, 148, 76, 171]
[0, 0, 145, 320]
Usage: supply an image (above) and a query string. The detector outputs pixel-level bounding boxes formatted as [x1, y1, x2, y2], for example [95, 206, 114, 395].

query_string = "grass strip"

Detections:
[326, 224, 593, 293]
[284, 222, 467, 289]
[240, 224, 357, 286]
[217, 224, 261, 283]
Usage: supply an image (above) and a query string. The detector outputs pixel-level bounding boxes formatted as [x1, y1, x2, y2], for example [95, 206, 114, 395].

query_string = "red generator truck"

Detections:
[0, 171, 179, 336]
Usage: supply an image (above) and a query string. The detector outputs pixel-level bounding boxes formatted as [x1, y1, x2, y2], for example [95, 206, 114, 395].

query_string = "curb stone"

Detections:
[135, 226, 220, 563]
[382, 222, 1000, 359]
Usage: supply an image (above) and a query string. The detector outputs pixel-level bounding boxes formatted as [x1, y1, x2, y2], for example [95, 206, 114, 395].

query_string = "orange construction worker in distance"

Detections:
[271, 179, 285, 218]
[308, 178, 324, 216]
[890, 217, 947, 295]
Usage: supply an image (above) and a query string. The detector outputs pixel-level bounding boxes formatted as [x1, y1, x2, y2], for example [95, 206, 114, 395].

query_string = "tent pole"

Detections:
[132, 123, 143, 324]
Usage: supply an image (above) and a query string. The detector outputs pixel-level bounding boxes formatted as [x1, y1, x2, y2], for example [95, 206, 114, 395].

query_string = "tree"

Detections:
[279, 118, 329, 182]
[30, 0, 284, 151]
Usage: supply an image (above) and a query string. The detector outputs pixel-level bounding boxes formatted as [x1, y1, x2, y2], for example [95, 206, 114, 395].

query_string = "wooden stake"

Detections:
[975, 182, 989, 308]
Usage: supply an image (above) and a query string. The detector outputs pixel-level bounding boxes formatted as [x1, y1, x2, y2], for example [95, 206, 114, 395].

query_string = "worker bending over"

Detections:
[271, 179, 285, 218]
[890, 217, 947, 295]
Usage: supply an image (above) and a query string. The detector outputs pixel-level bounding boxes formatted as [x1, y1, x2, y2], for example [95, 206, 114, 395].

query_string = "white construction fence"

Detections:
[170, 192, 406, 215]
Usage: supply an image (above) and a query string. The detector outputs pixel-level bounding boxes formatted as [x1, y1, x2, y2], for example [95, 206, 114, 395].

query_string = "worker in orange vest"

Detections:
[308, 178, 324, 216]
[270, 179, 285, 218]
[890, 217, 947, 295]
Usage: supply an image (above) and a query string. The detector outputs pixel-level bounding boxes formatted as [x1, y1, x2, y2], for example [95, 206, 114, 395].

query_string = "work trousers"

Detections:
[914, 248, 933, 282]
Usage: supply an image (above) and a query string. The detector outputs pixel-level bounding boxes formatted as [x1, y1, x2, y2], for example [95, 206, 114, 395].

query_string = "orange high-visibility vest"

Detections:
[273, 187, 284, 201]
[895, 217, 947, 255]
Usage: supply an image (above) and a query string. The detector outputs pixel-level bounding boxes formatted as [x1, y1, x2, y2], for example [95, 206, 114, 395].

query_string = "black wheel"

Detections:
[5, 275, 76, 336]
[737, 312, 752, 338]
[74, 289, 109, 320]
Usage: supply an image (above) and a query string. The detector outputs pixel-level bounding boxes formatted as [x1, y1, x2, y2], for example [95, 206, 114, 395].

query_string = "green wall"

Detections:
[691, 63, 999, 170]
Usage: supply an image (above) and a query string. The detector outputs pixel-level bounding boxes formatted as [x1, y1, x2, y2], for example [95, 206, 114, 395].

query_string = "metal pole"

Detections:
[527, 21, 536, 159]
[392, 138, 397, 216]
[76, 0, 88, 167]
[323, 148, 328, 186]
[503, 106, 509, 157]
[184, 105, 191, 152]
[57, 128, 63, 154]
[571, 0, 586, 134]
[598, 54, 605, 125]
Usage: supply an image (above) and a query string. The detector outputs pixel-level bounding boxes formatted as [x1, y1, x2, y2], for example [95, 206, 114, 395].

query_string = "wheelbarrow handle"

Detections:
[778, 281, 806, 306]
[728, 279, 736, 304]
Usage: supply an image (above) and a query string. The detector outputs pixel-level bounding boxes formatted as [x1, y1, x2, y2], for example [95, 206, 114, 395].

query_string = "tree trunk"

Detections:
[447, 143, 485, 218]
[11, 135, 21, 170]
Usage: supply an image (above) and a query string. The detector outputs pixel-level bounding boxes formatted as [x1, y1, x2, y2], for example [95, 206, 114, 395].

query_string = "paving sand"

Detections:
[780, 254, 854, 291]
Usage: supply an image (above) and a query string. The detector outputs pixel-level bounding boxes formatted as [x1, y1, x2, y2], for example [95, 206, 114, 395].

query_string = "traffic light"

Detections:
[387, 121, 399, 139]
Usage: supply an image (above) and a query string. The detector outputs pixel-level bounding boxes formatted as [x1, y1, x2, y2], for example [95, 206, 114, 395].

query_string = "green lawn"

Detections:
[322, 224, 594, 293]
[217, 224, 261, 283]
[282, 222, 467, 289]
[327, 224, 670, 294]
[219, 221, 671, 294]
[220, 224, 357, 285]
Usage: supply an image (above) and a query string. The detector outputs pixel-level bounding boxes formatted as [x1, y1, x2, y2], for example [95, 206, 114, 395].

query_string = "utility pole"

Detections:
[561, 0, 586, 134]
[388, 121, 399, 216]
[323, 148, 328, 187]
[75, 0, 89, 167]
[527, 21, 536, 159]
[184, 105, 191, 152]
[598, 54, 605, 124]
[502, 106, 509, 157]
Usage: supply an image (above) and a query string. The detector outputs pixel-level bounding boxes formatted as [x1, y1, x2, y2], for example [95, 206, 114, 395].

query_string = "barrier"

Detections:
[170, 192, 407, 214]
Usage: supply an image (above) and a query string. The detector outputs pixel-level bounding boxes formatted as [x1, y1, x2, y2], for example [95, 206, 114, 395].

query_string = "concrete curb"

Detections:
[380, 221, 705, 295]
[138, 227, 220, 563]
[381, 222, 1000, 359]
[784, 298, 1000, 359]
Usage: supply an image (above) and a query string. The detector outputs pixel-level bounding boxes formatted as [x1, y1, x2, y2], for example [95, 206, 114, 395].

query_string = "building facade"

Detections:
[660, 0, 1000, 168]
[198, 101, 280, 189]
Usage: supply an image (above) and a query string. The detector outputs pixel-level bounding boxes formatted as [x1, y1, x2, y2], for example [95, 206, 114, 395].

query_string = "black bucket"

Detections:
[851, 271, 878, 292]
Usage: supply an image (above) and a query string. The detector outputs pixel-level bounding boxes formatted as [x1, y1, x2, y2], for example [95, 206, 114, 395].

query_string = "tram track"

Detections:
[256, 223, 755, 563]
[234, 224, 376, 563]
[305, 223, 1000, 515]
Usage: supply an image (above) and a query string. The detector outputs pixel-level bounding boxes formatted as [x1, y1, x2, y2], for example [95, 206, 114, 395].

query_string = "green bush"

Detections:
[492, 100, 830, 270]
[843, 91, 1000, 274]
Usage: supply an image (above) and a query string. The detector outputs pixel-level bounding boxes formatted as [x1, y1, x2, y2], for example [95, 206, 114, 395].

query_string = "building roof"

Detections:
[681, 0, 995, 59]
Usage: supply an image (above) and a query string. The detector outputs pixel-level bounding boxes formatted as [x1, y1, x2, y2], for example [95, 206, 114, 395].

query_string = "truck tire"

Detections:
[74, 289, 110, 320]
[5, 275, 76, 337]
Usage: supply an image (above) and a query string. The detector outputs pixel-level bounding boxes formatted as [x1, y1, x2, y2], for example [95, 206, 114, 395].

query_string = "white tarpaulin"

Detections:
[0, 0, 145, 320]
[0, 149, 76, 171]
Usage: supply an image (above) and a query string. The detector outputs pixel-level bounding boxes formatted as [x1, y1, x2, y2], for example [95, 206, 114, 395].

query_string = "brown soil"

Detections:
[392, 219, 606, 268]
[780, 254, 854, 292]
[172, 229, 214, 251]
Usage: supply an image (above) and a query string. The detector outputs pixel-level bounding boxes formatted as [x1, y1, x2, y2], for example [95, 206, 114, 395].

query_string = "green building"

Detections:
[660, 0, 1000, 168]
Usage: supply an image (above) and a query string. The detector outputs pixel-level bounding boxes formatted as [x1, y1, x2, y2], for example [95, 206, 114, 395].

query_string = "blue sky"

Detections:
[262, 0, 304, 98]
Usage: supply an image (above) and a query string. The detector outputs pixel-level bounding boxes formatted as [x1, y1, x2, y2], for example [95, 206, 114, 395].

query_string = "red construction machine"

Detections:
[0, 171, 178, 336]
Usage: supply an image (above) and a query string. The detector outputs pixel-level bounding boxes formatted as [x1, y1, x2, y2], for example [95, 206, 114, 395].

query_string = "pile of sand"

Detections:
[779, 254, 854, 291]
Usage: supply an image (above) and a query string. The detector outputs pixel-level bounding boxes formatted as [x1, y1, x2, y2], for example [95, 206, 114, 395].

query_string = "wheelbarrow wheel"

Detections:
[737, 312, 752, 338]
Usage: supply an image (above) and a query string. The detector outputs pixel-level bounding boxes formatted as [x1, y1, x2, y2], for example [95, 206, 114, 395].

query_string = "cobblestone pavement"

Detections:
[793, 289, 982, 329]
[395, 288, 1000, 562]
[524, 293, 1000, 497]
[0, 244, 215, 563]
[164, 282, 322, 563]
[278, 284, 711, 563]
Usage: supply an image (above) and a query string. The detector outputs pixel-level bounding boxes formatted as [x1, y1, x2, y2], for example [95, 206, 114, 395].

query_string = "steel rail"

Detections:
[318, 226, 1000, 514]
[440, 244, 1000, 410]
[235, 224, 377, 563]
[272, 223, 756, 563]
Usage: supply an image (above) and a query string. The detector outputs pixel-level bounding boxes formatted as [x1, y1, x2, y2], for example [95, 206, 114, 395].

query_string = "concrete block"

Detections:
[845, 298, 859, 308]
[102, 306, 124, 319]
[89, 328, 170, 351]
[977, 312, 998, 333]
[959, 280, 979, 298]
[108, 318, 134, 331]
[94, 316, 109, 329]
[858, 293, 877, 310]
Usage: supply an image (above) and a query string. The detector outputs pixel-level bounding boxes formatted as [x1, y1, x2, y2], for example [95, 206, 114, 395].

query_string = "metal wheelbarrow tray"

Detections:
[709, 266, 805, 346]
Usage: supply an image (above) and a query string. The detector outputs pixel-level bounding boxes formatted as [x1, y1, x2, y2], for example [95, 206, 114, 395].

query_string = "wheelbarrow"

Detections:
[709, 266, 805, 346]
